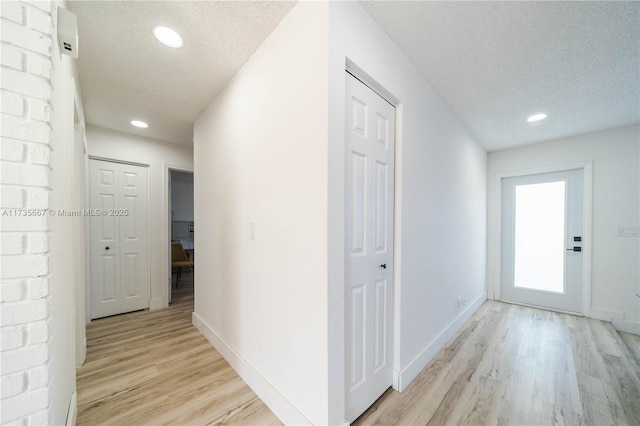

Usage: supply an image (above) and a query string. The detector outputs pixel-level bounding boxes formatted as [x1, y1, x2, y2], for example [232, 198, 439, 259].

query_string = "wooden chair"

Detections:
[171, 243, 194, 287]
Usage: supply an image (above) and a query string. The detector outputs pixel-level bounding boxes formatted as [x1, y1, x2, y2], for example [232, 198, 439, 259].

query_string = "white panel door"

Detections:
[90, 159, 149, 319]
[345, 72, 395, 422]
[501, 169, 583, 313]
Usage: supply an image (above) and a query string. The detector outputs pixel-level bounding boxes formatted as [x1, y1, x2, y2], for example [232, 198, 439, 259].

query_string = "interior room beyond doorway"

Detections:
[170, 170, 194, 304]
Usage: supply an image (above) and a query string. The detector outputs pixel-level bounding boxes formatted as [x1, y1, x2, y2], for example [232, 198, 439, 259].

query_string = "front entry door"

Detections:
[500, 169, 583, 313]
[90, 159, 149, 319]
[345, 72, 395, 422]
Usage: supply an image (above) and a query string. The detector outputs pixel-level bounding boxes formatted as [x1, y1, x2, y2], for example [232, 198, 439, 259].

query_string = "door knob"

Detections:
[105, 246, 110, 250]
[380, 264, 387, 269]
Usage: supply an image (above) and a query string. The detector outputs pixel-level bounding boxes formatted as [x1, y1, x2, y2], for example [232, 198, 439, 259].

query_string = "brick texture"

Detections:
[1, 1, 54, 423]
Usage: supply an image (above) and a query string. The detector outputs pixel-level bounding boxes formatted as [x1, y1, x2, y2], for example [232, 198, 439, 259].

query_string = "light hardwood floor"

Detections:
[620, 331, 640, 376]
[76, 273, 280, 425]
[355, 301, 640, 426]
[78, 283, 640, 426]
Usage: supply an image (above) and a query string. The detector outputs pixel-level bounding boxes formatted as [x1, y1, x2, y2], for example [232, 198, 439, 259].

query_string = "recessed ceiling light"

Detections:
[153, 26, 183, 48]
[131, 120, 148, 128]
[527, 113, 547, 123]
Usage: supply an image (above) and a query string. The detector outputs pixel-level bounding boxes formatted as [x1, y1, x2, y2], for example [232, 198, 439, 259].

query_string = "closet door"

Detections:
[345, 72, 396, 422]
[90, 159, 149, 319]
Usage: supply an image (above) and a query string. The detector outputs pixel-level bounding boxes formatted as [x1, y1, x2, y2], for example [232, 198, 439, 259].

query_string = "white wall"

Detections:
[1, 0, 86, 423]
[193, 2, 329, 424]
[487, 125, 640, 331]
[170, 171, 193, 222]
[85, 125, 193, 310]
[194, 2, 488, 423]
[327, 4, 488, 421]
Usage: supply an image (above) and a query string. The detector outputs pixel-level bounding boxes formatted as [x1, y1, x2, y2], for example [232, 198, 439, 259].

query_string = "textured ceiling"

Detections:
[361, 1, 640, 151]
[69, 1, 296, 145]
[71, 1, 639, 150]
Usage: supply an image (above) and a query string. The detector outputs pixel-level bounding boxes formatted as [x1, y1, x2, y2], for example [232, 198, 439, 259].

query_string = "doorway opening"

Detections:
[168, 170, 194, 305]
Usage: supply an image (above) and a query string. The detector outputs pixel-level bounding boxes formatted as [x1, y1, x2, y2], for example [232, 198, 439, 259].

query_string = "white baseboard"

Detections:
[192, 312, 311, 425]
[393, 291, 486, 392]
[612, 319, 640, 335]
[65, 392, 77, 426]
[588, 307, 624, 322]
[149, 297, 164, 310]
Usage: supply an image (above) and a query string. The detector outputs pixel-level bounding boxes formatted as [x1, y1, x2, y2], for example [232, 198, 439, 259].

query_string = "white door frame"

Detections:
[344, 61, 403, 395]
[163, 163, 194, 308]
[489, 161, 593, 315]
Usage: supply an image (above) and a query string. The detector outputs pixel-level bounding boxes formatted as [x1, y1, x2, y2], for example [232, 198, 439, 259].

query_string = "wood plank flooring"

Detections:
[355, 301, 640, 426]
[76, 273, 280, 425]
[79, 283, 640, 426]
[620, 331, 640, 376]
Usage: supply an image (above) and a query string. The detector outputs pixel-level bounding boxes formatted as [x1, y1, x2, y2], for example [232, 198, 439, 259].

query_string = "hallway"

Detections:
[76, 274, 280, 425]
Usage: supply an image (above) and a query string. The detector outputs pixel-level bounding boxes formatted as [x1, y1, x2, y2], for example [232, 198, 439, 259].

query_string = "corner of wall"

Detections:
[192, 313, 312, 425]
[394, 291, 487, 391]
[193, 2, 330, 424]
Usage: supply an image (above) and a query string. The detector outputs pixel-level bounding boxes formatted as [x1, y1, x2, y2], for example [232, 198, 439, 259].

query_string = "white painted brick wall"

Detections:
[28, 409, 49, 426]
[27, 97, 51, 122]
[1, 280, 25, 303]
[0, 1, 25, 24]
[0, 234, 25, 255]
[27, 6, 52, 35]
[0, 137, 26, 162]
[22, 0, 52, 13]
[1, 1, 55, 424]
[1, 214, 48, 232]
[2, 92, 27, 116]
[1, 19, 52, 56]
[1, 113, 51, 144]
[1, 342, 49, 375]
[26, 187, 49, 209]
[0, 45, 26, 72]
[2, 299, 49, 328]
[1, 387, 48, 424]
[27, 234, 48, 254]
[28, 142, 50, 164]
[1, 161, 50, 186]
[28, 365, 49, 389]
[0, 187, 25, 208]
[1, 325, 26, 351]
[28, 53, 52, 80]
[27, 276, 49, 298]
[1, 372, 27, 398]
[27, 320, 49, 345]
